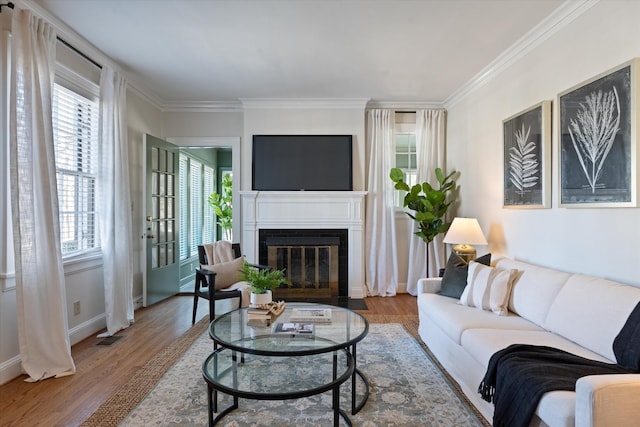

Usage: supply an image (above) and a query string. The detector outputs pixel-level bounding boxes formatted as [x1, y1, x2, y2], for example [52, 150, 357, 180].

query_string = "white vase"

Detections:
[250, 290, 272, 306]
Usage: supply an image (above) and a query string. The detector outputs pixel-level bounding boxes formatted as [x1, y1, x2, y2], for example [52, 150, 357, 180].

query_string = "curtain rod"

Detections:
[57, 37, 102, 70]
[0, 2, 14, 12]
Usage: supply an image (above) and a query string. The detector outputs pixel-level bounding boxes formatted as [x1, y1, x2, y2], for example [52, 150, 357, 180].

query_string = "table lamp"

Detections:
[443, 217, 488, 263]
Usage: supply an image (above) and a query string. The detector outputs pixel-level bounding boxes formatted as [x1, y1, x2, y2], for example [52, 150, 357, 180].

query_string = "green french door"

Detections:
[143, 134, 180, 306]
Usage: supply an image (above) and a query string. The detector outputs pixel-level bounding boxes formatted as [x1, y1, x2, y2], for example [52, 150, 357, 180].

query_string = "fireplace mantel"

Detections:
[240, 191, 367, 298]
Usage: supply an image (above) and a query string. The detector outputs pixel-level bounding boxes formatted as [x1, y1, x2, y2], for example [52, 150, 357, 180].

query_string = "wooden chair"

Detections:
[192, 243, 244, 324]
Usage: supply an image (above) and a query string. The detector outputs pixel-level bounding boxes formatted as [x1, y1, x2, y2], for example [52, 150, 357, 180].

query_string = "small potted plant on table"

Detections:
[239, 260, 288, 305]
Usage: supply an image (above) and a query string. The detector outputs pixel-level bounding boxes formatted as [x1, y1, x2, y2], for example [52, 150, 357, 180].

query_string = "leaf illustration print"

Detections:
[568, 86, 620, 193]
[509, 124, 539, 196]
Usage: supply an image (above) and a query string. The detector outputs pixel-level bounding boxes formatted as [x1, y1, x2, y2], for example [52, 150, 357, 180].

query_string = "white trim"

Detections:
[367, 101, 444, 110]
[0, 354, 21, 386]
[449, 0, 598, 105]
[162, 101, 243, 112]
[0, 311, 107, 385]
[445, 0, 599, 108]
[68, 313, 106, 346]
[240, 98, 370, 110]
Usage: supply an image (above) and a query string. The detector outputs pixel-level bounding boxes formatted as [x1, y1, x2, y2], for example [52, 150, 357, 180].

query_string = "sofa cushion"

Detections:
[495, 258, 571, 327]
[545, 274, 640, 361]
[459, 261, 516, 316]
[461, 328, 611, 369]
[418, 293, 543, 344]
[438, 253, 491, 299]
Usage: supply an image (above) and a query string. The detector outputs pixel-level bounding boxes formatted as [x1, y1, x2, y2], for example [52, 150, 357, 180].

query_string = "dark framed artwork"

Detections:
[559, 58, 639, 207]
[503, 101, 551, 208]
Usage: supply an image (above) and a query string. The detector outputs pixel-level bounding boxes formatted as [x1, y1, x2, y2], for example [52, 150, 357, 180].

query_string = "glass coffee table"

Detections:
[202, 302, 369, 426]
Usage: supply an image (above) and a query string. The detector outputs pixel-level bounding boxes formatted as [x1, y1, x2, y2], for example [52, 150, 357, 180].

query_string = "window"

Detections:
[179, 153, 216, 261]
[52, 83, 99, 256]
[395, 113, 417, 206]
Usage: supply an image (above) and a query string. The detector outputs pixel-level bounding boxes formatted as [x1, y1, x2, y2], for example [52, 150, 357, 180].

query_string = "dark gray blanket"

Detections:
[479, 301, 640, 427]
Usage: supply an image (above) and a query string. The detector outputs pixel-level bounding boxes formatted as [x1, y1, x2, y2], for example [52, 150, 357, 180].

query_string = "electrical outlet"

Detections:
[73, 301, 80, 316]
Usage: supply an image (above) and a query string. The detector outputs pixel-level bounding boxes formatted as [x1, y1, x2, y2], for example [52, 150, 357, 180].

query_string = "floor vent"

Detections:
[96, 335, 124, 346]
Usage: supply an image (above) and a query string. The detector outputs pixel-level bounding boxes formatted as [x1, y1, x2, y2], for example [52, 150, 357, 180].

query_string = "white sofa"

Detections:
[417, 257, 640, 427]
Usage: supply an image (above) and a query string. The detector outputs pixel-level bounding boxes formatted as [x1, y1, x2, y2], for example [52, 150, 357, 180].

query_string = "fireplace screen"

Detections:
[266, 237, 339, 299]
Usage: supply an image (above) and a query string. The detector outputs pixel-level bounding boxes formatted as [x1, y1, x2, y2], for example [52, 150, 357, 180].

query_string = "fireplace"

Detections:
[259, 229, 348, 299]
[240, 190, 367, 299]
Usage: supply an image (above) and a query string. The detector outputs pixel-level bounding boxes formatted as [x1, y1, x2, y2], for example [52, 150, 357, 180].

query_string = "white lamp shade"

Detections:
[443, 217, 487, 245]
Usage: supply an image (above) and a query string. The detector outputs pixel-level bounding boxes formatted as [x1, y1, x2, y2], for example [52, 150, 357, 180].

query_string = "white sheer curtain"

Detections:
[364, 109, 398, 296]
[406, 109, 447, 295]
[9, 9, 76, 381]
[98, 67, 134, 336]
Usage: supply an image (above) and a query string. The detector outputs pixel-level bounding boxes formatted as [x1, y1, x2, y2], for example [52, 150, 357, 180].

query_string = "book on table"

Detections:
[247, 311, 271, 327]
[273, 322, 315, 336]
[289, 308, 332, 323]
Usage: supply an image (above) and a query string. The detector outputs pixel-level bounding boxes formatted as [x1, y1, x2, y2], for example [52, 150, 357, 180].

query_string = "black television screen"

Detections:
[252, 135, 353, 191]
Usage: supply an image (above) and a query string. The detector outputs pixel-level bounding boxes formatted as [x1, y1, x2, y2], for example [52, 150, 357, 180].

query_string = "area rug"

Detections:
[83, 314, 490, 426]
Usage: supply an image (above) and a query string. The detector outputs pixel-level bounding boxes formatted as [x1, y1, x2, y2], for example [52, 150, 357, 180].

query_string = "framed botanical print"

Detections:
[503, 100, 552, 208]
[558, 58, 639, 207]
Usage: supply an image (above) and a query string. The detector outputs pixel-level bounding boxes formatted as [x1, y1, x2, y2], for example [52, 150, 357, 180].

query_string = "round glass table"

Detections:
[202, 302, 369, 426]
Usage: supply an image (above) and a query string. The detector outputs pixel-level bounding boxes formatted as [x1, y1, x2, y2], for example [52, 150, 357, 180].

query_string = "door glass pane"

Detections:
[167, 198, 173, 219]
[167, 175, 173, 196]
[151, 147, 158, 171]
[159, 220, 166, 243]
[152, 197, 159, 219]
[159, 197, 165, 219]
[167, 220, 174, 241]
[159, 172, 166, 195]
[167, 243, 174, 265]
[159, 244, 166, 267]
[167, 151, 174, 173]
[151, 172, 158, 195]
[159, 149, 166, 173]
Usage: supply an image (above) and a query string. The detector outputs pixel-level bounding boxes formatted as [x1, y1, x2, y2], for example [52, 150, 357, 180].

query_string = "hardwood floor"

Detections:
[0, 294, 417, 427]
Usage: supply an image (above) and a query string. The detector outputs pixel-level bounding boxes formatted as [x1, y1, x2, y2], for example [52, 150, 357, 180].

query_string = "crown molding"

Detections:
[366, 100, 444, 110]
[20, 0, 165, 111]
[240, 98, 370, 110]
[444, 0, 599, 108]
[161, 101, 243, 113]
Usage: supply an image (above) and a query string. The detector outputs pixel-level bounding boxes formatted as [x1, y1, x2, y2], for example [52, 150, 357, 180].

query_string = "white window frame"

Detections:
[395, 121, 417, 207]
[53, 65, 101, 259]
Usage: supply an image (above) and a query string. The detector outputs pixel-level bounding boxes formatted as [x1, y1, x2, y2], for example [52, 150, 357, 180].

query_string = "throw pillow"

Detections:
[459, 261, 516, 316]
[438, 253, 491, 299]
[203, 256, 245, 290]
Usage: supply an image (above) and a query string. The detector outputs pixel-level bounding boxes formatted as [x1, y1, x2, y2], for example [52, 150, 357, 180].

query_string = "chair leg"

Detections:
[209, 292, 215, 321]
[192, 293, 199, 325]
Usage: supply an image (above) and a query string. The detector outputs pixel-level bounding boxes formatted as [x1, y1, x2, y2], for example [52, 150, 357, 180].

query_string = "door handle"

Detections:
[146, 234, 156, 239]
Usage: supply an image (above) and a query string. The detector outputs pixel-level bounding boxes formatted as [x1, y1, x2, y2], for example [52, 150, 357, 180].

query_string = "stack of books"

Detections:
[246, 300, 286, 327]
[247, 307, 272, 327]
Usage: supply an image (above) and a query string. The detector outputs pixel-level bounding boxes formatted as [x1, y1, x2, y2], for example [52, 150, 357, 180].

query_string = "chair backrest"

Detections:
[198, 243, 241, 265]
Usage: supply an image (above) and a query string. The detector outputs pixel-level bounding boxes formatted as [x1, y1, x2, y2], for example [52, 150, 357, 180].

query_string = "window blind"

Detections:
[52, 83, 99, 255]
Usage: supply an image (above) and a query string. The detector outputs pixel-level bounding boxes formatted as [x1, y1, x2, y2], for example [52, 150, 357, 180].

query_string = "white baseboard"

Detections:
[68, 313, 106, 346]
[0, 313, 106, 385]
[0, 354, 22, 385]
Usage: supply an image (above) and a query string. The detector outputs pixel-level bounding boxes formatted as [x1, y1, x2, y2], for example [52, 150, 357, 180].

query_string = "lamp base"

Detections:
[452, 244, 476, 264]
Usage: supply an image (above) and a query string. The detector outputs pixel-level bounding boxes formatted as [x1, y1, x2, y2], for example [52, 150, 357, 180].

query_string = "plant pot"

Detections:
[250, 290, 272, 306]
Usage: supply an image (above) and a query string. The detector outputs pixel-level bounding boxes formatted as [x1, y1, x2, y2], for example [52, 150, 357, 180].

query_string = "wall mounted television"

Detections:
[252, 135, 353, 191]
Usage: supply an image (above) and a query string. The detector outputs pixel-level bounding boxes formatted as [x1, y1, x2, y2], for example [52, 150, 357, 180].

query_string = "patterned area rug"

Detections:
[83, 315, 490, 426]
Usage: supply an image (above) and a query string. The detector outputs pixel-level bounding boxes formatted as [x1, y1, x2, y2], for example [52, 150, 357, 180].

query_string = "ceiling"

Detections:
[33, 0, 567, 108]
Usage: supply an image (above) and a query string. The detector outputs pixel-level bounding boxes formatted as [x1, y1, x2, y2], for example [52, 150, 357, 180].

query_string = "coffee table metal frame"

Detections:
[202, 302, 369, 426]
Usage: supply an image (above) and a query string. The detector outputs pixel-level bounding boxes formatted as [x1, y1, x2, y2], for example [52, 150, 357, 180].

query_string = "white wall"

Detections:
[446, 0, 640, 287]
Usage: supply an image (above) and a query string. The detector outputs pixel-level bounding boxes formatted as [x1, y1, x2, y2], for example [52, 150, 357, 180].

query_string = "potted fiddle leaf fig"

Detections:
[238, 260, 288, 305]
[207, 173, 233, 241]
[390, 167, 459, 275]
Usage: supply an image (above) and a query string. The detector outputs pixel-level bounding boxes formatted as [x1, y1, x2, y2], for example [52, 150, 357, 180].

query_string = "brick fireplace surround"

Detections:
[240, 191, 367, 299]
